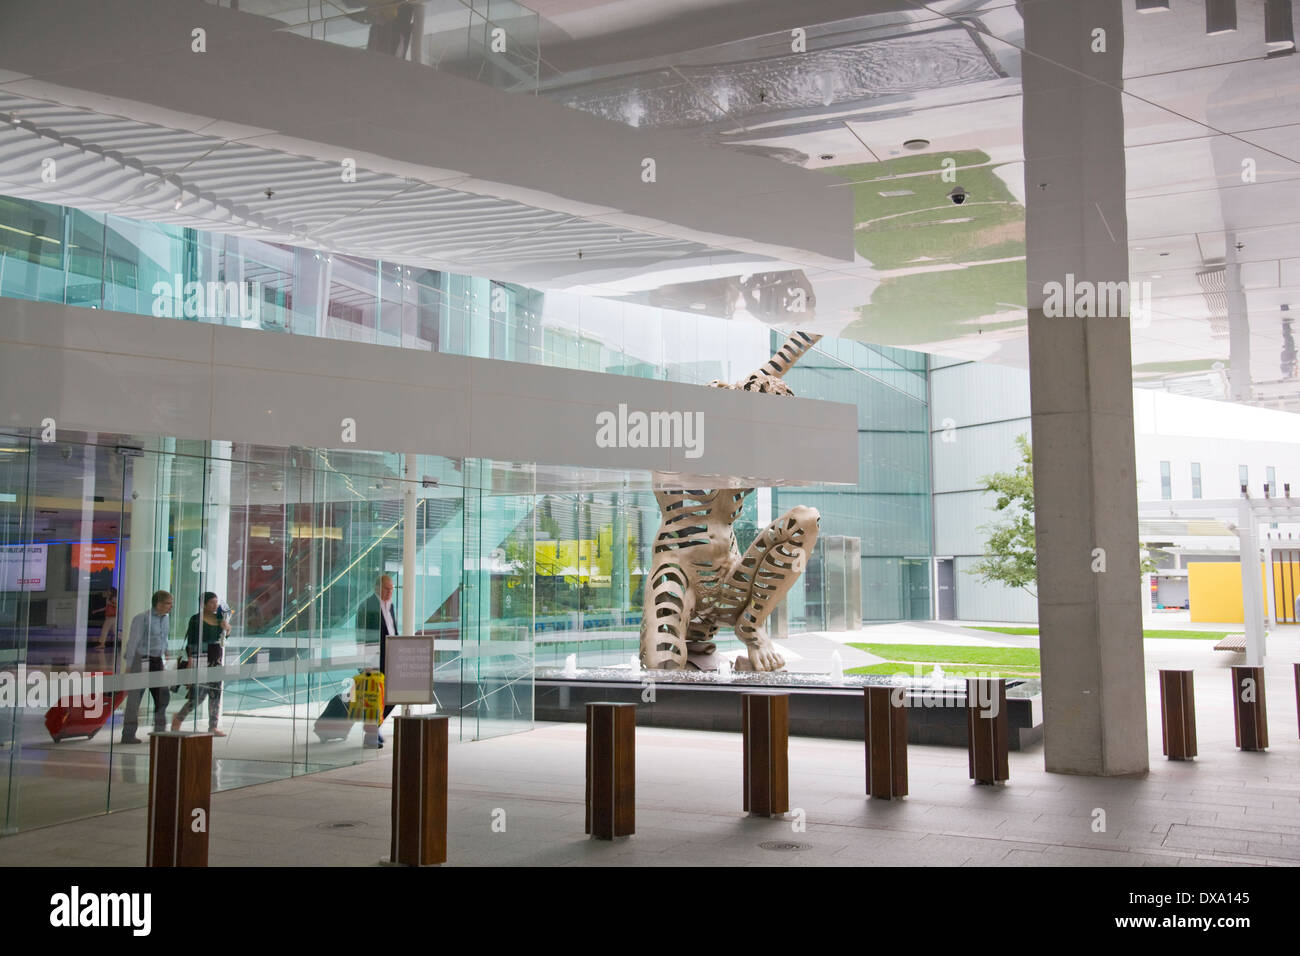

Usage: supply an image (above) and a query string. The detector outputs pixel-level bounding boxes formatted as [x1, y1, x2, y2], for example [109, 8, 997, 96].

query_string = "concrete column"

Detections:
[1023, 0, 1148, 775]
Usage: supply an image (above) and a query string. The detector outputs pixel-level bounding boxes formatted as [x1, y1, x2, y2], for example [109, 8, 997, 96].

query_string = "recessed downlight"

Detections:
[902, 138, 930, 151]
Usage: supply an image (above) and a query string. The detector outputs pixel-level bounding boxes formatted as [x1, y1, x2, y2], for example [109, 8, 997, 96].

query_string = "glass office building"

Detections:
[0, 193, 931, 832]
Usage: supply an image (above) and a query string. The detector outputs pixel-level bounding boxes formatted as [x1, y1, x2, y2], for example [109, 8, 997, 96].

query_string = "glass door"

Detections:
[1, 433, 127, 831]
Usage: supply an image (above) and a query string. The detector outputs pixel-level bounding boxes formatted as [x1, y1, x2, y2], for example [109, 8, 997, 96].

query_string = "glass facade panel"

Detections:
[0, 195, 938, 831]
[0, 427, 509, 832]
[775, 336, 932, 622]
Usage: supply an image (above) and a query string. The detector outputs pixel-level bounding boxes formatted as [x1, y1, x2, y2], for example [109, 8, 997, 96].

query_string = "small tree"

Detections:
[968, 434, 1166, 597]
[968, 434, 1037, 598]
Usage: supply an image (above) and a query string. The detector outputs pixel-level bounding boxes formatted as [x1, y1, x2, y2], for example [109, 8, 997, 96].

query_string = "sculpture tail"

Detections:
[761, 330, 823, 379]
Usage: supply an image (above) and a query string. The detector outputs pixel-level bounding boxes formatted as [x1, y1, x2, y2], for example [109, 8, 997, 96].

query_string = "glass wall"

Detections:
[0, 194, 770, 389]
[0, 426, 541, 833]
[776, 335, 933, 622]
[203, 0, 543, 94]
[0, 193, 937, 832]
[0, 194, 936, 625]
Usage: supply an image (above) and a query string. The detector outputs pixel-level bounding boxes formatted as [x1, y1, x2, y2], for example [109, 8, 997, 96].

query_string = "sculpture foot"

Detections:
[746, 638, 785, 672]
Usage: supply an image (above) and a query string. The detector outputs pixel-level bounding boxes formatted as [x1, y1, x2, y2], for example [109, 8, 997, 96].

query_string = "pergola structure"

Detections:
[1139, 494, 1300, 665]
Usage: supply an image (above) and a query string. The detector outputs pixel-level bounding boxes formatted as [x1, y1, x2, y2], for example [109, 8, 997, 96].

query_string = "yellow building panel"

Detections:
[1187, 561, 1300, 624]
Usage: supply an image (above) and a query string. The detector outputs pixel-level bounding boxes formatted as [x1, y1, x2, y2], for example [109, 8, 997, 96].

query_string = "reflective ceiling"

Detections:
[533, 0, 1300, 411]
[0, 0, 1296, 410]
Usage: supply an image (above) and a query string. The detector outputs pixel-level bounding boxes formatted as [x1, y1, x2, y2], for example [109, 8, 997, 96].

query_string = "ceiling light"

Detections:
[1150, 273, 1163, 279]
[1159, 252, 1170, 257]
[1205, 0, 1237, 35]
[902, 139, 930, 150]
[819, 154, 835, 161]
[173, 197, 183, 210]
[879, 189, 915, 197]
[1265, 0, 1295, 50]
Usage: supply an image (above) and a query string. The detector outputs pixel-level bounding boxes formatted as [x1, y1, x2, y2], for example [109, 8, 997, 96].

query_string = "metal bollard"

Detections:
[147, 732, 212, 867]
[1231, 665, 1268, 751]
[865, 685, 908, 799]
[742, 692, 790, 816]
[585, 702, 636, 839]
[389, 714, 448, 866]
[1158, 670, 1197, 760]
[966, 678, 1008, 785]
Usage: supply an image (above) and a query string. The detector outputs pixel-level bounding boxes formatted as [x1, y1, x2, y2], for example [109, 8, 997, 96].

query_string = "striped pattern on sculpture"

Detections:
[641, 330, 823, 672]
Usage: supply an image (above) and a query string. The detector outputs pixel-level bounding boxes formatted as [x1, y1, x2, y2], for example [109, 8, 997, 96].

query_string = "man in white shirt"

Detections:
[356, 574, 398, 744]
[120, 590, 174, 743]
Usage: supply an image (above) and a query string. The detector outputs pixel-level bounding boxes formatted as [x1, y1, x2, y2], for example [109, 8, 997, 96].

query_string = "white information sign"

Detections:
[383, 635, 434, 705]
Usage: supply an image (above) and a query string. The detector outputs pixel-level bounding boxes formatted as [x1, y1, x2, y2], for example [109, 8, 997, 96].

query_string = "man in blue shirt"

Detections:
[120, 590, 174, 743]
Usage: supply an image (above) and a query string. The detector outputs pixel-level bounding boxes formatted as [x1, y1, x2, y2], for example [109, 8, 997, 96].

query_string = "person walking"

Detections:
[120, 590, 173, 744]
[94, 587, 118, 651]
[356, 573, 398, 746]
[172, 591, 230, 736]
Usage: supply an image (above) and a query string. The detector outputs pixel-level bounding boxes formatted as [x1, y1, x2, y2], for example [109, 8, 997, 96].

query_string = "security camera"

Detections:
[948, 186, 968, 205]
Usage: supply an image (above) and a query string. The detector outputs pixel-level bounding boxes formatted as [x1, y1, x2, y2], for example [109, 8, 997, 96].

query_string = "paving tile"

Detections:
[5, 710, 1298, 867]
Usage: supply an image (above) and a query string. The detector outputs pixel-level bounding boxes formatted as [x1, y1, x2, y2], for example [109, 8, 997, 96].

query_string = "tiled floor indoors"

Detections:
[3, 635, 1298, 867]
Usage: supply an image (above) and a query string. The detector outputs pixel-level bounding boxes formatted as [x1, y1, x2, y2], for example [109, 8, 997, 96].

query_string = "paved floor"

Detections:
[3, 643, 1297, 867]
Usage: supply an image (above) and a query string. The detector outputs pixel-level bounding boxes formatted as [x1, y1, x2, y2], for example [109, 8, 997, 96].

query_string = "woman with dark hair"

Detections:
[172, 591, 230, 736]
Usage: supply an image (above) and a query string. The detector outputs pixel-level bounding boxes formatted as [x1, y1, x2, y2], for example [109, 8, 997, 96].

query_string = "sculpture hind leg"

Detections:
[639, 559, 695, 670]
[718, 505, 820, 671]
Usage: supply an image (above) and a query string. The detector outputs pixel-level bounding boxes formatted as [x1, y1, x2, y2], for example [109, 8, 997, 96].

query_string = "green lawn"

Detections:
[848, 643, 1040, 666]
[845, 662, 1040, 679]
[969, 626, 1227, 641]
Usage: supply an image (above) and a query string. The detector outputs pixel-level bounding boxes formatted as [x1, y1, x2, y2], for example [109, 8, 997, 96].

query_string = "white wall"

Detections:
[930, 360, 1035, 622]
[1134, 390, 1300, 504]
[931, 362, 1300, 624]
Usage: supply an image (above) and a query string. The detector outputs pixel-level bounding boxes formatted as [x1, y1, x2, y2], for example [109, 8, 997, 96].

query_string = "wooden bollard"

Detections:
[742, 692, 789, 816]
[864, 685, 908, 798]
[1158, 670, 1197, 760]
[585, 702, 636, 839]
[147, 732, 211, 867]
[1231, 665, 1268, 751]
[966, 678, 1008, 785]
[389, 714, 448, 866]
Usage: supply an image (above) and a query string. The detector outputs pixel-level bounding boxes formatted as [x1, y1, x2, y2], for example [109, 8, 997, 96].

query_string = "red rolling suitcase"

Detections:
[44, 681, 127, 743]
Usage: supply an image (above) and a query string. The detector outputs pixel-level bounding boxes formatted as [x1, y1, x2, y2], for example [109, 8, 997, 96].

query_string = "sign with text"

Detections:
[383, 635, 434, 705]
[71, 543, 116, 573]
[0, 544, 47, 591]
